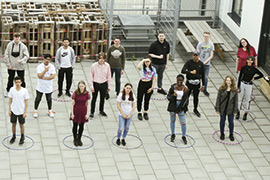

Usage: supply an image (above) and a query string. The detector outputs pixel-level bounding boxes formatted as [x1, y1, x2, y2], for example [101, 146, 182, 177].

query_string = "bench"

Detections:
[176, 28, 195, 52]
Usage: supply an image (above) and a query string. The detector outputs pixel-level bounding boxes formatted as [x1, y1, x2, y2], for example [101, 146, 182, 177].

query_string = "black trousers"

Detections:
[186, 81, 200, 110]
[91, 82, 108, 114]
[34, 90, 52, 110]
[58, 67, 73, 93]
[137, 80, 153, 112]
[7, 69, 26, 92]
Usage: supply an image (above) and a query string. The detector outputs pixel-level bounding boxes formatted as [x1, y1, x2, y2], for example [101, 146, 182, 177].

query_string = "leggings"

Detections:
[137, 80, 153, 112]
[34, 90, 52, 110]
[72, 122, 84, 138]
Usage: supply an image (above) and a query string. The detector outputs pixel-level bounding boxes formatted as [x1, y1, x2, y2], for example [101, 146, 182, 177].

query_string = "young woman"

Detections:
[136, 56, 156, 121]
[70, 81, 90, 146]
[236, 38, 258, 73]
[215, 76, 238, 141]
[237, 56, 264, 120]
[116, 83, 136, 146]
[167, 74, 189, 144]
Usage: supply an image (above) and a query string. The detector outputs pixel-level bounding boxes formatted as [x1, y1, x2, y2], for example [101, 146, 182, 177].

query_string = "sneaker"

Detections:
[100, 111, 107, 117]
[243, 113, 248, 121]
[4, 91, 9, 98]
[48, 110, 54, 118]
[193, 109, 201, 118]
[65, 91, 71, 97]
[229, 134, 234, 141]
[138, 113, 143, 121]
[235, 111, 240, 120]
[182, 136, 187, 144]
[9, 136, 16, 144]
[89, 113, 94, 118]
[143, 113, 149, 120]
[116, 138, 120, 146]
[19, 136, 25, 146]
[220, 133, 225, 140]
[121, 139, 126, 146]
[157, 88, 167, 95]
[170, 134, 175, 142]
[57, 92, 62, 98]
[33, 110, 38, 118]
[203, 91, 210, 97]
[105, 92, 110, 100]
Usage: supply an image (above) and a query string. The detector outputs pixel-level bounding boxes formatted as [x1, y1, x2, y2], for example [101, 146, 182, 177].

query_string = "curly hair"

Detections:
[220, 76, 237, 91]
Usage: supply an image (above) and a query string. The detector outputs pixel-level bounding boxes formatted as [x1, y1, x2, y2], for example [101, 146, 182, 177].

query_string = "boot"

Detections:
[73, 134, 78, 147]
[78, 133, 83, 146]
[170, 134, 175, 142]
[243, 112, 248, 121]
[182, 136, 187, 145]
[235, 111, 240, 120]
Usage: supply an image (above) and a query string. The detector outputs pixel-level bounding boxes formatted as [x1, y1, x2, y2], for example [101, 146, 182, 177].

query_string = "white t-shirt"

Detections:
[60, 48, 72, 68]
[8, 87, 30, 115]
[36, 63, 56, 93]
[117, 92, 136, 116]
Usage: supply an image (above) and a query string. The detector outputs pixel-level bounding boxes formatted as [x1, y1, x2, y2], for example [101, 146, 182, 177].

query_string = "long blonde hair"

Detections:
[220, 76, 237, 91]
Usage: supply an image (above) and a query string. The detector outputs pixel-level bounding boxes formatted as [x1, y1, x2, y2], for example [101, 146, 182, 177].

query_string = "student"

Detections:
[70, 81, 90, 146]
[116, 83, 136, 146]
[4, 32, 29, 97]
[136, 56, 156, 121]
[33, 54, 56, 118]
[8, 76, 29, 145]
[149, 31, 170, 95]
[55, 37, 76, 97]
[167, 74, 189, 144]
[215, 76, 238, 141]
[237, 56, 263, 120]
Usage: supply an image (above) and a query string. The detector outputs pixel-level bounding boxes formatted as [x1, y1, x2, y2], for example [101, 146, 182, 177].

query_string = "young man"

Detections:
[181, 50, 205, 118]
[89, 52, 112, 118]
[8, 76, 29, 145]
[149, 31, 170, 95]
[55, 37, 76, 97]
[33, 54, 56, 118]
[196, 32, 214, 97]
[4, 32, 29, 97]
[106, 36, 126, 96]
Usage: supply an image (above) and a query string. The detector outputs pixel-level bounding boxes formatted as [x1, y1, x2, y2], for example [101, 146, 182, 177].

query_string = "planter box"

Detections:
[260, 77, 270, 101]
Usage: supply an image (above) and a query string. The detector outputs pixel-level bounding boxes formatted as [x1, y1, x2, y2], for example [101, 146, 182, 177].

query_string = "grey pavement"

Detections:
[0, 31, 270, 180]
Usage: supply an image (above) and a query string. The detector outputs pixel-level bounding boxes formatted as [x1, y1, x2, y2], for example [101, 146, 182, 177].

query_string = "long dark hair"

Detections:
[143, 55, 153, 72]
[239, 38, 251, 55]
[121, 83, 134, 101]
[76, 81, 87, 95]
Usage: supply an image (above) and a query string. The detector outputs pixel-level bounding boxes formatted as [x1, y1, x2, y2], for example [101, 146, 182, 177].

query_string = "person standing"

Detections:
[116, 83, 136, 146]
[33, 54, 56, 118]
[237, 56, 263, 120]
[55, 37, 76, 97]
[70, 81, 90, 146]
[8, 76, 29, 145]
[4, 32, 29, 97]
[89, 52, 112, 118]
[181, 50, 205, 118]
[149, 31, 170, 95]
[215, 76, 238, 141]
[136, 56, 156, 121]
[167, 74, 189, 144]
[106, 36, 126, 96]
[196, 32, 215, 97]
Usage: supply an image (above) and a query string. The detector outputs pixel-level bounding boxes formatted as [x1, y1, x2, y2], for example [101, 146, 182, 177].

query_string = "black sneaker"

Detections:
[229, 134, 234, 141]
[100, 111, 107, 117]
[89, 113, 94, 118]
[220, 133, 225, 140]
[157, 88, 167, 95]
[243, 113, 248, 121]
[105, 92, 110, 100]
[193, 109, 201, 118]
[9, 136, 16, 144]
[116, 138, 120, 146]
[121, 139, 126, 146]
[235, 111, 240, 120]
[57, 92, 63, 98]
[19, 136, 25, 146]
[203, 91, 210, 97]
[171, 134, 175, 142]
[182, 136, 187, 144]
[138, 113, 143, 121]
[65, 91, 71, 97]
[143, 113, 149, 120]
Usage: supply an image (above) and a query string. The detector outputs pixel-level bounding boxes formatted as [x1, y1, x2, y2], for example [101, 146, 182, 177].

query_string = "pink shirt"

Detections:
[237, 46, 257, 71]
[89, 62, 112, 89]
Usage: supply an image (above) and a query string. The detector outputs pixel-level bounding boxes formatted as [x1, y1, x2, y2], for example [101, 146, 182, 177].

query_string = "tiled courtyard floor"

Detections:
[0, 31, 270, 180]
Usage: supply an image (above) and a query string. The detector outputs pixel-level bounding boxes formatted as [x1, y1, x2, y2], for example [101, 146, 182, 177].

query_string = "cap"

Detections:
[193, 50, 200, 56]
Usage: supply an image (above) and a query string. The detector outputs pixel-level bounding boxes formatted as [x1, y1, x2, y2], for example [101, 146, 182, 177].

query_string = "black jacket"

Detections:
[167, 83, 189, 113]
[181, 59, 205, 86]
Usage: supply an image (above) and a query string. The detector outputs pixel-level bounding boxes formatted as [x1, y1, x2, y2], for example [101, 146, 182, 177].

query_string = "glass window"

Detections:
[227, 0, 243, 26]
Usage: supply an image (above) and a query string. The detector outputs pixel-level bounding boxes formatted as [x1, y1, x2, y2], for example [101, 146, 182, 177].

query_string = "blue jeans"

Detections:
[220, 113, 234, 135]
[111, 68, 121, 94]
[204, 65, 210, 93]
[117, 115, 133, 138]
[169, 101, 186, 136]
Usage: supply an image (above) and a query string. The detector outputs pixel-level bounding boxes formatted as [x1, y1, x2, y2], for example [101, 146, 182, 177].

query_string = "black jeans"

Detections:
[111, 67, 121, 94]
[91, 82, 108, 114]
[152, 64, 166, 89]
[34, 90, 52, 110]
[186, 81, 200, 110]
[137, 80, 153, 112]
[7, 69, 26, 92]
[58, 67, 73, 93]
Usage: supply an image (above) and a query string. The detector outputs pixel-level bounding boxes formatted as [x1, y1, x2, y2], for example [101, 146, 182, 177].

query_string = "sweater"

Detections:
[55, 46, 76, 70]
[238, 65, 264, 88]
[181, 59, 205, 86]
[148, 39, 170, 65]
[106, 45, 126, 69]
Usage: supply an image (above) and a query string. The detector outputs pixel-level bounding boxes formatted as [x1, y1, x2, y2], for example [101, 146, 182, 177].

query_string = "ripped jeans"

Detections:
[117, 115, 133, 139]
[170, 101, 186, 136]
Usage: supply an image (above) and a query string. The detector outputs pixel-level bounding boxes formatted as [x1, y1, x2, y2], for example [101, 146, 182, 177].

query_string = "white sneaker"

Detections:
[33, 111, 38, 118]
[48, 110, 54, 118]
[4, 91, 9, 98]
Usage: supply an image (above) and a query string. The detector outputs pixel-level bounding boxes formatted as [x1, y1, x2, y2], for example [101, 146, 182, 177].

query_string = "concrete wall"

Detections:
[219, 0, 265, 50]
